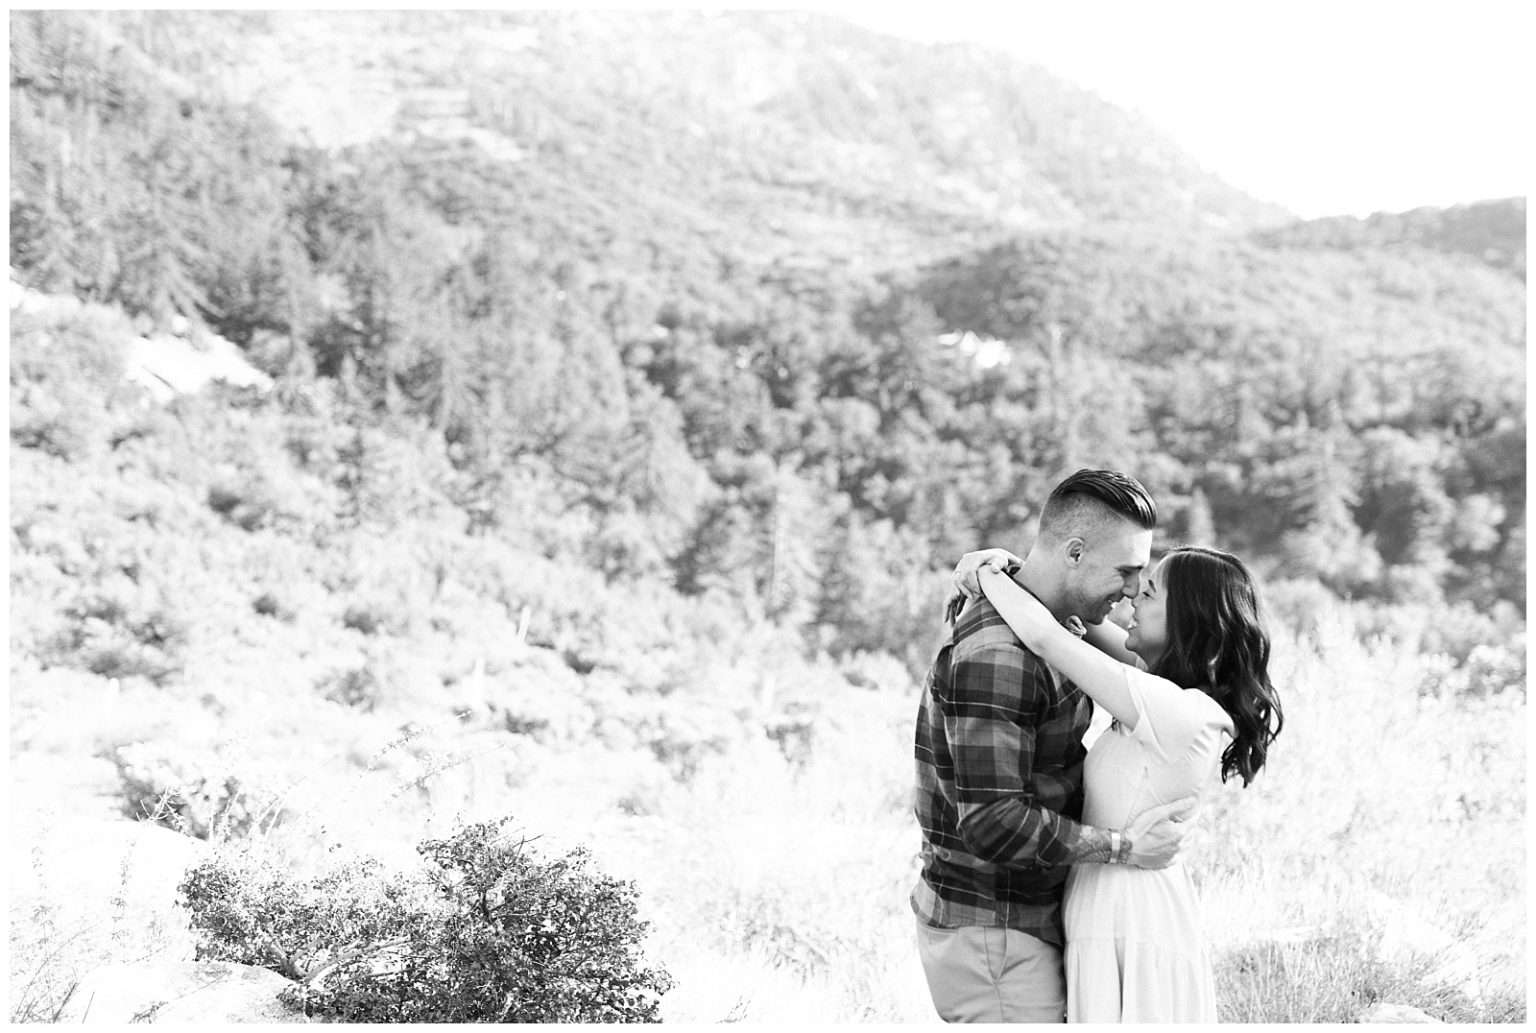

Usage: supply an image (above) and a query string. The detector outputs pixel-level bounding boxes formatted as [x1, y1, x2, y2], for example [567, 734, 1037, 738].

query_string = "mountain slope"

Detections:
[9, 8, 1524, 618]
[86, 8, 1291, 274]
[1255, 198, 1526, 280]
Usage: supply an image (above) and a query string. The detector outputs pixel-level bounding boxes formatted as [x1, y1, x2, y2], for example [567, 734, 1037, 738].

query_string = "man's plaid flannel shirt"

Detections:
[911, 593, 1092, 949]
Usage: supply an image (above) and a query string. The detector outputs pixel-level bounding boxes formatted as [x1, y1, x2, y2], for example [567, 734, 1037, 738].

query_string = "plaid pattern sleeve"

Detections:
[944, 643, 1089, 867]
[913, 600, 1092, 943]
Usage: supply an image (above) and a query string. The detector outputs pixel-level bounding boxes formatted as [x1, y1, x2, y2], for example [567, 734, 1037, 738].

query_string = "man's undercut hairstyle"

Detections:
[1037, 469, 1158, 542]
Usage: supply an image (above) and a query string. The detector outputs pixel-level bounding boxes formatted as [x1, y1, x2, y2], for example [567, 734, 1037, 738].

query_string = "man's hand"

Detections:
[1122, 797, 1198, 870]
[951, 548, 1024, 600]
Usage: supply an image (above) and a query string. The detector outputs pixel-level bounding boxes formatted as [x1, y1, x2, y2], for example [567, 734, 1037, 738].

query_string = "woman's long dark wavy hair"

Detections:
[1152, 546, 1283, 787]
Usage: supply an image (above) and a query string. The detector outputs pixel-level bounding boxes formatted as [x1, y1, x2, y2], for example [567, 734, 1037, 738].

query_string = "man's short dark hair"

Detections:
[1038, 469, 1158, 539]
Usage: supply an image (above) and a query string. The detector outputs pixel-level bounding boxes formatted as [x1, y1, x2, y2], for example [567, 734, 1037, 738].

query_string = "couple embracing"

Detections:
[913, 469, 1285, 1023]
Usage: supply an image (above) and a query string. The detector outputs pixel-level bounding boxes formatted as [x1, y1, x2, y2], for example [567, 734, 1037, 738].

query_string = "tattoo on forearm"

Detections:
[1069, 827, 1114, 865]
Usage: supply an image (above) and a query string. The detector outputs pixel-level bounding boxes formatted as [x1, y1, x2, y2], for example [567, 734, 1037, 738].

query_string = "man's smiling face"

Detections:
[1062, 521, 1152, 625]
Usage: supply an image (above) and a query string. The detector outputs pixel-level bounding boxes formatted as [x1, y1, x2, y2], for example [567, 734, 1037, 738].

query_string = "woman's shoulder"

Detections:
[1190, 685, 1236, 735]
[1124, 667, 1234, 732]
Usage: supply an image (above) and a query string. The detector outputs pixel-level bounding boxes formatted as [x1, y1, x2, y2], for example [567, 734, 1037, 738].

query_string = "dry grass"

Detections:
[572, 598, 1526, 1022]
[8, 594, 1523, 1023]
[1194, 602, 1526, 1022]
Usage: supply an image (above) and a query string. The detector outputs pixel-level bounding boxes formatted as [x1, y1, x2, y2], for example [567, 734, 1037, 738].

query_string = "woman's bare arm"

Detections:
[978, 568, 1141, 729]
[956, 550, 1141, 666]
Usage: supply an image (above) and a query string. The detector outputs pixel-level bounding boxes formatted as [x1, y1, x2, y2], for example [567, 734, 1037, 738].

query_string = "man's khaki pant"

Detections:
[915, 918, 1066, 1023]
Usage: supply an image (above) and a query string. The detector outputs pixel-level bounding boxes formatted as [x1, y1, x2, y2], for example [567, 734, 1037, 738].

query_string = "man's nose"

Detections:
[1120, 576, 1141, 598]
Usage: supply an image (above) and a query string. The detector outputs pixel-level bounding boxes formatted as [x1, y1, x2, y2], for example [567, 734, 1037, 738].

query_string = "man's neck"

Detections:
[1014, 555, 1073, 624]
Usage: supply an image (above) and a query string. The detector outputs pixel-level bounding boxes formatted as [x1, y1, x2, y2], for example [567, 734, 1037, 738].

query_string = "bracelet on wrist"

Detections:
[1108, 829, 1122, 864]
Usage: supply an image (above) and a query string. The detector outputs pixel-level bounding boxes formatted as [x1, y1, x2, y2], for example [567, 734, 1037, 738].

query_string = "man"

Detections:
[912, 469, 1192, 1023]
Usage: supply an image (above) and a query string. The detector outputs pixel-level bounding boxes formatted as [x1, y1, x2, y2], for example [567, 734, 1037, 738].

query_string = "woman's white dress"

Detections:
[1064, 665, 1233, 1023]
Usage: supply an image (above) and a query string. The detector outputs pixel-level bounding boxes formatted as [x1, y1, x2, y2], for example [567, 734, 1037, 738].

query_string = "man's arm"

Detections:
[1071, 800, 1193, 867]
[945, 644, 1189, 870]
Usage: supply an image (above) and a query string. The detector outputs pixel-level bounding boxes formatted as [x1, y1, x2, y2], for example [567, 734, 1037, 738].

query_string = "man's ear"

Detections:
[1064, 537, 1086, 565]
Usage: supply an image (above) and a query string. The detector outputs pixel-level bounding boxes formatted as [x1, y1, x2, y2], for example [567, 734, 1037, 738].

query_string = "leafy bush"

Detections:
[107, 741, 282, 840]
[1349, 596, 1526, 676]
[763, 704, 818, 767]
[322, 664, 388, 712]
[10, 385, 97, 461]
[1416, 639, 1526, 698]
[317, 647, 440, 713]
[42, 584, 191, 685]
[341, 598, 411, 637]
[485, 649, 594, 742]
[1261, 577, 1344, 643]
[637, 697, 747, 782]
[251, 591, 295, 621]
[333, 419, 459, 531]
[8, 300, 132, 393]
[9, 299, 133, 460]
[1458, 640, 1526, 696]
[178, 817, 674, 1022]
[206, 456, 327, 533]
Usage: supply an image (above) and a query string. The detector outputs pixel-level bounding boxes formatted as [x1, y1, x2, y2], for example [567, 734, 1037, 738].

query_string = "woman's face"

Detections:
[1124, 555, 1171, 668]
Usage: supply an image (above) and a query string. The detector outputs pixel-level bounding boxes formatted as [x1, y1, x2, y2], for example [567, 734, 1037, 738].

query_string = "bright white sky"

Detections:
[824, 0, 1533, 218]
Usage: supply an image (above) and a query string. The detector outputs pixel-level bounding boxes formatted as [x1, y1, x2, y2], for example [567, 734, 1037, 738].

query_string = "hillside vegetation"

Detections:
[8, 8, 1526, 1023]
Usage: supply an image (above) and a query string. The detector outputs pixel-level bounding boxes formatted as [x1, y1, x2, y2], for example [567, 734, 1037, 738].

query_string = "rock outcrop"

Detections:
[9, 814, 211, 1019]
[11, 814, 209, 963]
[1357, 1001, 1443, 1023]
[57, 961, 308, 1024]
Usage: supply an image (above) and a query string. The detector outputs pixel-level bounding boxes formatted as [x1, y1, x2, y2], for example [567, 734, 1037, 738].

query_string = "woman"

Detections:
[955, 544, 1283, 1023]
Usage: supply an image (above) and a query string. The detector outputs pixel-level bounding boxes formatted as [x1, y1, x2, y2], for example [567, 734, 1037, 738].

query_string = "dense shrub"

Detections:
[334, 419, 459, 531]
[485, 649, 594, 742]
[107, 741, 282, 840]
[1349, 596, 1526, 669]
[637, 697, 747, 782]
[9, 300, 133, 460]
[10, 385, 96, 460]
[836, 650, 916, 695]
[8, 301, 132, 393]
[42, 584, 191, 685]
[178, 817, 674, 1022]
[1261, 577, 1344, 642]
[322, 664, 388, 712]
[251, 591, 295, 620]
[1416, 639, 1526, 698]
[764, 704, 819, 767]
[206, 454, 328, 533]
[341, 598, 411, 637]
[317, 647, 441, 713]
